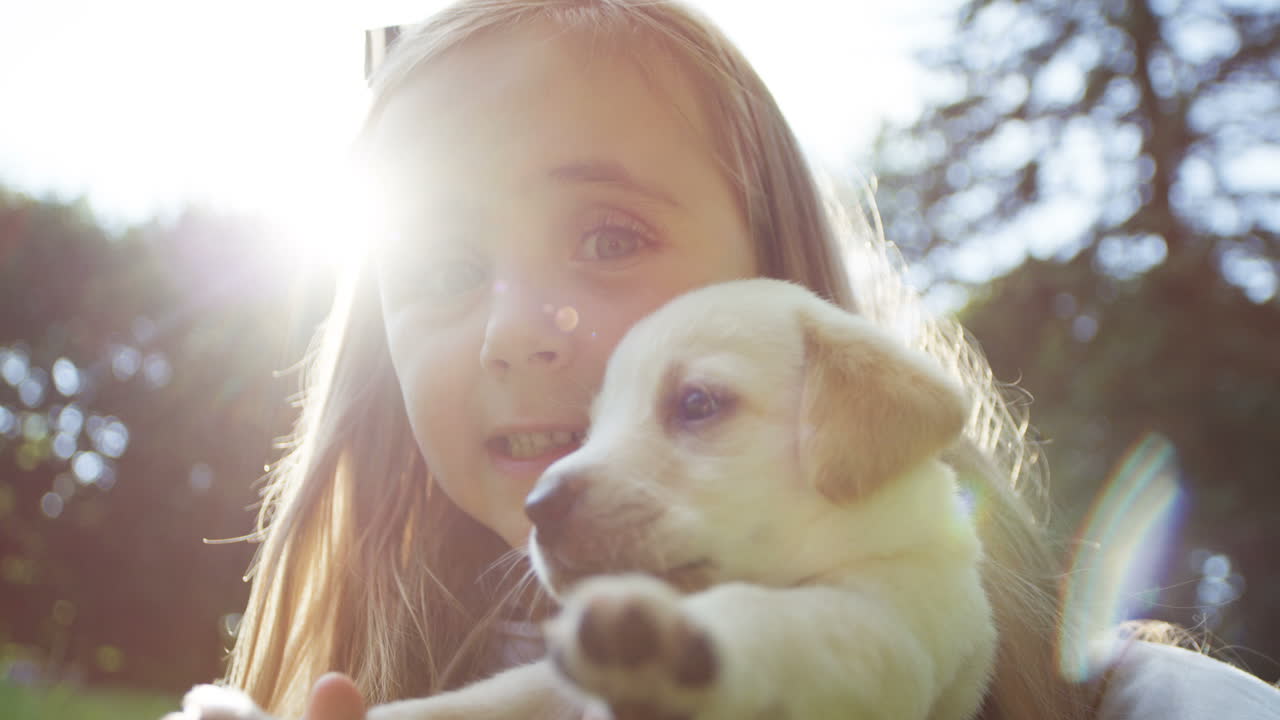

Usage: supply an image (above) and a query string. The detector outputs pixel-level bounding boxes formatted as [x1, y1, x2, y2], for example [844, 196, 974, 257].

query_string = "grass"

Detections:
[0, 682, 179, 720]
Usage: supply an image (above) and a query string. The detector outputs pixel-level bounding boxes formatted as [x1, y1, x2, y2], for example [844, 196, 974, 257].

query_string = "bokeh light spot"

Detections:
[18, 377, 45, 408]
[189, 463, 214, 493]
[86, 414, 105, 441]
[111, 345, 141, 380]
[57, 405, 84, 436]
[555, 306, 579, 332]
[53, 473, 76, 501]
[21, 413, 49, 442]
[1, 555, 35, 584]
[1194, 552, 1244, 624]
[221, 612, 243, 640]
[40, 492, 64, 519]
[1203, 553, 1229, 579]
[52, 432, 77, 460]
[95, 465, 117, 491]
[51, 357, 81, 396]
[95, 645, 124, 673]
[0, 406, 16, 437]
[95, 419, 130, 458]
[15, 443, 42, 471]
[1072, 314, 1099, 342]
[132, 316, 157, 344]
[52, 476, 76, 504]
[142, 353, 172, 388]
[72, 451, 105, 485]
[52, 599, 76, 626]
[1, 349, 29, 386]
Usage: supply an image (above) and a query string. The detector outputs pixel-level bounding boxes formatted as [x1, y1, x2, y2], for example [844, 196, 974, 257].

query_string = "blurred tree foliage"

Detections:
[874, 0, 1279, 676]
[0, 187, 331, 693]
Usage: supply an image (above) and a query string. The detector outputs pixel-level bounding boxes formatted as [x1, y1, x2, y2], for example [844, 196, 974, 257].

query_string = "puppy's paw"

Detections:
[170, 684, 276, 720]
[546, 575, 718, 720]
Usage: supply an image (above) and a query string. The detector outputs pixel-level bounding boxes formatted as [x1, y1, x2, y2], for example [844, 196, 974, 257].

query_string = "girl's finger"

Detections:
[302, 672, 367, 720]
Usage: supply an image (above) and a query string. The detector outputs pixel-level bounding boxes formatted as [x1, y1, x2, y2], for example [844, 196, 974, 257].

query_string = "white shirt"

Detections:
[1097, 640, 1280, 720]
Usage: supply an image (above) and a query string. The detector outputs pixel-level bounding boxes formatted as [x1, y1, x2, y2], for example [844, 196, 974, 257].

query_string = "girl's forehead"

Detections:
[368, 20, 708, 159]
[362, 19, 732, 220]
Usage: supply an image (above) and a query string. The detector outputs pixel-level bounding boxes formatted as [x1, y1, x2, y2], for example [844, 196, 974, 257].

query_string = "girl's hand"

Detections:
[303, 673, 366, 720]
[160, 673, 367, 720]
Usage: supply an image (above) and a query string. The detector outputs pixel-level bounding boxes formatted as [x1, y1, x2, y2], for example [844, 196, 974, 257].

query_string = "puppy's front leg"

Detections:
[368, 661, 580, 720]
[175, 663, 581, 720]
[548, 574, 983, 720]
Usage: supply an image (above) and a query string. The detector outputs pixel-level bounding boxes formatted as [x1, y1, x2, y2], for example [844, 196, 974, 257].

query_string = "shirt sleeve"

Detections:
[1097, 639, 1280, 720]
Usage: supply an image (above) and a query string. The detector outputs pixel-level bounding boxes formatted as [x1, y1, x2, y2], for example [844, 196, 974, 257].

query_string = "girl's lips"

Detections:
[486, 439, 583, 479]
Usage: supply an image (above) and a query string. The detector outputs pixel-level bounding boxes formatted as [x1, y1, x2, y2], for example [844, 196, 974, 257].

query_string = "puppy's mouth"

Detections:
[487, 430, 586, 460]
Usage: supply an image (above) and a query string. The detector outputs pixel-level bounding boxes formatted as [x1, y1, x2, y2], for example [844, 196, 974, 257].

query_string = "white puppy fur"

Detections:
[177, 278, 995, 720]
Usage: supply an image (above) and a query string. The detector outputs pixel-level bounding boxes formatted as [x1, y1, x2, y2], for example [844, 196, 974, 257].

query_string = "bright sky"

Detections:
[0, 0, 950, 248]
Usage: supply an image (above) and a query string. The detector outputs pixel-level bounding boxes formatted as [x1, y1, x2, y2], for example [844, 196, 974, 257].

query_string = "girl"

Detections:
[204, 2, 1280, 720]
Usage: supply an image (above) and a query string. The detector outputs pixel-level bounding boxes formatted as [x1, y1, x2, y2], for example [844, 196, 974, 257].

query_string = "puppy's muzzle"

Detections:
[525, 470, 585, 547]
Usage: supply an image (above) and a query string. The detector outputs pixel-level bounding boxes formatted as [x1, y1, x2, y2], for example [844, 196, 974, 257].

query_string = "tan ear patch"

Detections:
[799, 308, 969, 504]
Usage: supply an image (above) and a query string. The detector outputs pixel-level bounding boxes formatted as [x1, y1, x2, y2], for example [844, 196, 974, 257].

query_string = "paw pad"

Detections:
[670, 627, 716, 688]
[548, 576, 724, 720]
[571, 592, 718, 689]
[579, 595, 660, 666]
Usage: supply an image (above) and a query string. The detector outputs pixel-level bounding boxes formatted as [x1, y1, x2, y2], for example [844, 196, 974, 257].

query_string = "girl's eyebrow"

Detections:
[548, 160, 682, 209]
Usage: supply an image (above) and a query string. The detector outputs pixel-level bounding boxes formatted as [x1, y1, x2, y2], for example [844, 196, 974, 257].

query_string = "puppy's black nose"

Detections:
[525, 471, 582, 547]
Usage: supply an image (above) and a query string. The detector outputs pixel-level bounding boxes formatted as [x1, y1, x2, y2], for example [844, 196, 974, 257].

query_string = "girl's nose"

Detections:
[479, 284, 573, 376]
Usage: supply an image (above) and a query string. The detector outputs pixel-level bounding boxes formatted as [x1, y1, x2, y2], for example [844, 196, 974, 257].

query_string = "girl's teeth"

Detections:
[504, 431, 583, 459]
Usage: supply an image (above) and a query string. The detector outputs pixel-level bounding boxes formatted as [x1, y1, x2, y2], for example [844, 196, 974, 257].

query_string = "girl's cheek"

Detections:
[585, 279, 684, 338]
[385, 312, 483, 405]
[571, 294, 637, 349]
[561, 293, 667, 394]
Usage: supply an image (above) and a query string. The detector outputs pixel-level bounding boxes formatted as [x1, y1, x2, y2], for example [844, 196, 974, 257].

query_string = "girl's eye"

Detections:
[424, 260, 486, 298]
[678, 385, 720, 422]
[576, 214, 653, 262]
[376, 230, 487, 307]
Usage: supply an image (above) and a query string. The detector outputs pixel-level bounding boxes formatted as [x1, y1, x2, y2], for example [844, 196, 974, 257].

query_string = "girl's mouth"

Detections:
[488, 430, 586, 460]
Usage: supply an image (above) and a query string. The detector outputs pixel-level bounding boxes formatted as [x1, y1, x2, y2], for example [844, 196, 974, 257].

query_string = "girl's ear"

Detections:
[797, 306, 970, 504]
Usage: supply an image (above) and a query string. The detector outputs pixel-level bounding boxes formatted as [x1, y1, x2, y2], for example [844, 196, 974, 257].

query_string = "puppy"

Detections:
[178, 278, 995, 720]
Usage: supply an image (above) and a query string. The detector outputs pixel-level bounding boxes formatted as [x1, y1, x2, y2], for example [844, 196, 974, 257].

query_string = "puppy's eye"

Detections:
[678, 386, 720, 422]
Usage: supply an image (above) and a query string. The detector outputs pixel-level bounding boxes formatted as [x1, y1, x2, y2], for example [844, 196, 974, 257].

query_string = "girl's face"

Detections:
[372, 23, 757, 547]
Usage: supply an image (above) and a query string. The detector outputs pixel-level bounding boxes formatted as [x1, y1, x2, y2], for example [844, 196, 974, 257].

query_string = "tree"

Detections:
[875, 0, 1277, 296]
[0, 188, 331, 692]
[873, 0, 1280, 677]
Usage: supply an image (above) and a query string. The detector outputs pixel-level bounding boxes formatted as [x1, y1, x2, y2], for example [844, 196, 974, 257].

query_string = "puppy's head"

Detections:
[526, 278, 969, 595]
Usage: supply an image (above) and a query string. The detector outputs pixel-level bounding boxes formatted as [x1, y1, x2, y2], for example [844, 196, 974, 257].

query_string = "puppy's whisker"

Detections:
[508, 567, 546, 623]
[481, 546, 526, 577]
[479, 546, 531, 588]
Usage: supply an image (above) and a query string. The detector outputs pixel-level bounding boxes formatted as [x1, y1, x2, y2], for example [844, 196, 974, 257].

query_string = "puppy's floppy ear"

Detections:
[798, 304, 970, 504]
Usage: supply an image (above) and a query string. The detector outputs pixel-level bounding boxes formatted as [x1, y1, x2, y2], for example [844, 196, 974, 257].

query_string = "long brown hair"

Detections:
[225, 2, 1094, 718]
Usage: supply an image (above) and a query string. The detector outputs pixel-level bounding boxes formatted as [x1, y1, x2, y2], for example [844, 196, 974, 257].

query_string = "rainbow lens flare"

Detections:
[1058, 432, 1186, 681]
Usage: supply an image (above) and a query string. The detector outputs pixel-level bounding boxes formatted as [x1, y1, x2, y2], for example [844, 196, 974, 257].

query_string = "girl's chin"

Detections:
[480, 502, 533, 550]
[500, 520, 535, 551]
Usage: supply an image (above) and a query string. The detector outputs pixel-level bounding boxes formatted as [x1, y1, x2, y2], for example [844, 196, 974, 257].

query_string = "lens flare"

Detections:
[555, 306, 580, 332]
[1058, 432, 1185, 681]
